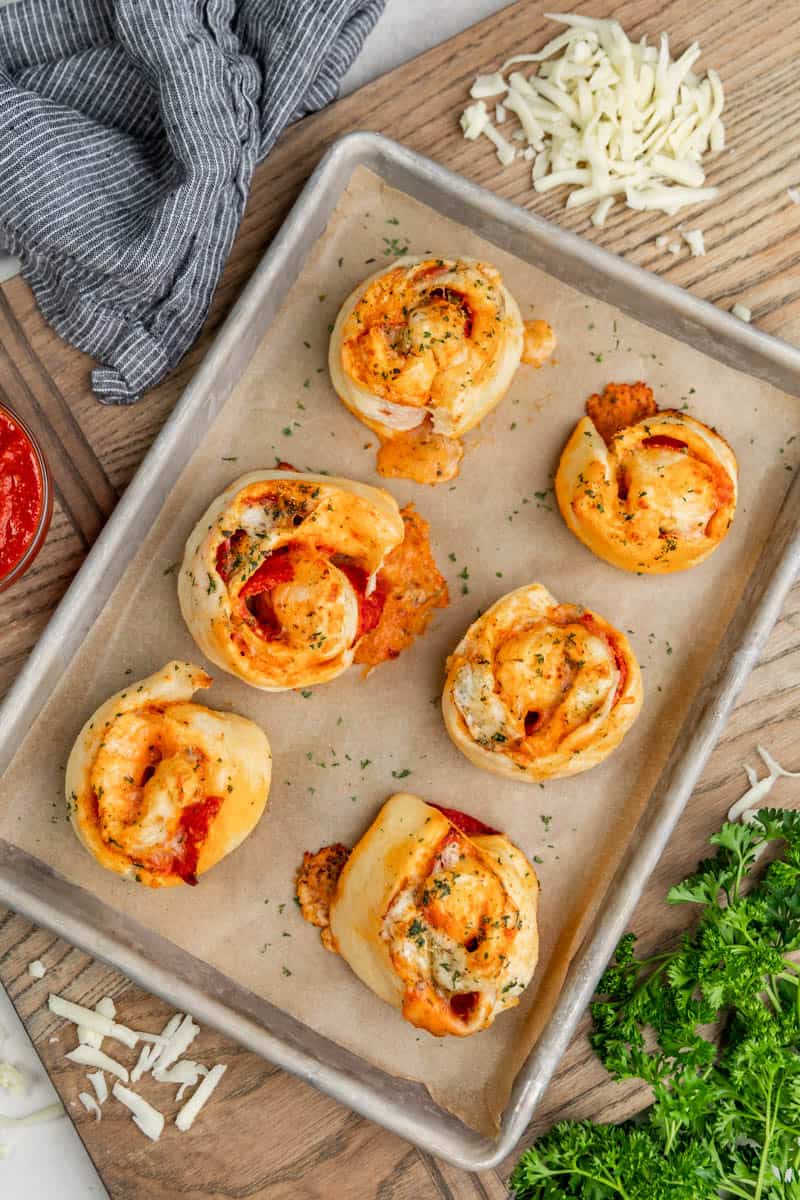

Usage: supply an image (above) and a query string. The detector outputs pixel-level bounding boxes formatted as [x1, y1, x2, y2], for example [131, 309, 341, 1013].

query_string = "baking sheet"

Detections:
[0, 165, 797, 1137]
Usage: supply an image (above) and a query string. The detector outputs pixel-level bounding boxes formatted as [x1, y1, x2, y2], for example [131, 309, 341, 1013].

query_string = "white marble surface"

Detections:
[0, 2, 510, 1194]
[0, 984, 106, 1197]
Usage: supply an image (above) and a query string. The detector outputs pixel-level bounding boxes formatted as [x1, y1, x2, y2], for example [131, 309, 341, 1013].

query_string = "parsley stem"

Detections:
[753, 1072, 781, 1200]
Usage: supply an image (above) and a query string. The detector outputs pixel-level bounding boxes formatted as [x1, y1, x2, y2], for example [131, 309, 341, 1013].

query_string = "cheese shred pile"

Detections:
[461, 12, 725, 224]
[45, 993, 226, 1144]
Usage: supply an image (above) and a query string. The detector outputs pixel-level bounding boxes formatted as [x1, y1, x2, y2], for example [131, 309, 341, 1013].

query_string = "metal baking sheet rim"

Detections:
[1, 132, 799, 1172]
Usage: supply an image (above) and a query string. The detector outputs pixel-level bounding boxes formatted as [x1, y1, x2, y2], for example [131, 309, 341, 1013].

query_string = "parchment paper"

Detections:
[1, 167, 798, 1136]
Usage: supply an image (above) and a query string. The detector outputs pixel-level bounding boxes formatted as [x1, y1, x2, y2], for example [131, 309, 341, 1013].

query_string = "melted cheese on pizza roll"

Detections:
[65, 662, 271, 888]
[328, 256, 555, 484]
[297, 793, 539, 1037]
[442, 583, 642, 781]
[178, 470, 406, 691]
[555, 382, 738, 574]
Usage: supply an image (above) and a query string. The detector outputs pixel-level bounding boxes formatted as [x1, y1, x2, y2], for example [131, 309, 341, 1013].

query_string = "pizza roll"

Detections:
[442, 583, 642, 782]
[328, 256, 555, 484]
[297, 794, 539, 1037]
[555, 382, 738, 574]
[178, 470, 406, 691]
[65, 662, 272, 888]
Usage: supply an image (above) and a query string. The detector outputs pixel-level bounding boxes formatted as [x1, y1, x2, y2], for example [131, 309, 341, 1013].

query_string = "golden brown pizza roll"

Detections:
[65, 662, 272, 888]
[442, 583, 642, 782]
[555, 382, 738, 574]
[328, 256, 556, 484]
[178, 470, 408, 691]
[297, 793, 539, 1037]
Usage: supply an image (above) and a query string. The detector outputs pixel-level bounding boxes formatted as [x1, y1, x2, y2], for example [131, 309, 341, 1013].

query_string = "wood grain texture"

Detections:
[1, 1, 798, 1195]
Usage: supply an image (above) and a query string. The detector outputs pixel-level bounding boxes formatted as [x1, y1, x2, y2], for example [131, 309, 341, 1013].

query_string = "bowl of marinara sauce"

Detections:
[0, 403, 53, 592]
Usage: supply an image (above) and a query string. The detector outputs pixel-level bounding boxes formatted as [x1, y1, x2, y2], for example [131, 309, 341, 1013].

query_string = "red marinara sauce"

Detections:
[172, 795, 223, 886]
[0, 404, 52, 590]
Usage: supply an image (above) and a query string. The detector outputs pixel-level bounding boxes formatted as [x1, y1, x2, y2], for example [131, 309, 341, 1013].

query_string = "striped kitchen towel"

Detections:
[0, 0, 384, 404]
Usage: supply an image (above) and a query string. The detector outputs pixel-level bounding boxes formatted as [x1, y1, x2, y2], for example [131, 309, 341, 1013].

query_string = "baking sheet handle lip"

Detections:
[339, 129, 800, 388]
[494, 464, 800, 1167]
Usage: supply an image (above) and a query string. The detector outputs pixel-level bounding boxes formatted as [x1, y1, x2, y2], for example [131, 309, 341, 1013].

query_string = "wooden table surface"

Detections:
[1, 1, 799, 1195]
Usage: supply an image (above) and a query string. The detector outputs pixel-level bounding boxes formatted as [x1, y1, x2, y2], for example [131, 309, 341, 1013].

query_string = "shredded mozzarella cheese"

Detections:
[153, 1060, 209, 1102]
[27, 960, 46, 980]
[77, 995, 116, 1050]
[683, 229, 706, 256]
[66, 1044, 129, 1083]
[470, 72, 507, 99]
[87, 1070, 107, 1104]
[151, 1014, 199, 1074]
[112, 1083, 165, 1143]
[731, 303, 752, 323]
[175, 1064, 227, 1132]
[729, 746, 799, 826]
[53, 992, 228, 1142]
[78, 1092, 102, 1122]
[49, 994, 139, 1048]
[461, 13, 725, 217]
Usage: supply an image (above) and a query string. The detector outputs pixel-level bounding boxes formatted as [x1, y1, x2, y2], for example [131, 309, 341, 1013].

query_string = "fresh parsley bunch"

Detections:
[510, 809, 800, 1199]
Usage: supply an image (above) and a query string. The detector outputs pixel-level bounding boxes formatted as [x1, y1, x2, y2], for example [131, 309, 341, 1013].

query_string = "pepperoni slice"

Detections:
[337, 562, 386, 640]
[641, 435, 687, 451]
[430, 803, 498, 838]
[241, 547, 294, 597]
[172, 795, 223, 886]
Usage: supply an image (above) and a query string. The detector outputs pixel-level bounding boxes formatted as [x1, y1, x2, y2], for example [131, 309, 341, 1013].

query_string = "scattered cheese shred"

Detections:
[175, 1064, 227, 1132]
[470, 72, 507, 99]
[729, 746, 800, 825]
[461, 12, 725, 218]
[154, 1060, 209, 1103]
[131, 1014, 182, 1083]
[78, 1092, 102, 1122]
[77, 996, 115, 1050]
[49, 994, 139, 1048]
[87, 1070, 107, 1104]
[151, 1014, 199, 1075]
[112, 1083, 165, 1143]
[731, 303, 752, 323]
[66, 1044, 129, 1083]
[788, 187, 800, 205]
[27, 960, 46, 980]
[55, 994, 228, 1141]
[683, 229, 706, 256]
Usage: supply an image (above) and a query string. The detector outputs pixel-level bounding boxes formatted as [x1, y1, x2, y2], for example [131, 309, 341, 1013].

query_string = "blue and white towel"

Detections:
[0, 0, 384, 403]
